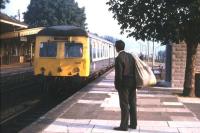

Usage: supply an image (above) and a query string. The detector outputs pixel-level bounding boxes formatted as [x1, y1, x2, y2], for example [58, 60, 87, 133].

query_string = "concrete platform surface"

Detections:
[20, 70, 200, 133]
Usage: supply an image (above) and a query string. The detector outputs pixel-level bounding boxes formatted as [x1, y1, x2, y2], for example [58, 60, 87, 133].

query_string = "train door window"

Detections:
[92, 42, 96, 59]
[40, 42, 57, 57]
[65, 43, 83, 58]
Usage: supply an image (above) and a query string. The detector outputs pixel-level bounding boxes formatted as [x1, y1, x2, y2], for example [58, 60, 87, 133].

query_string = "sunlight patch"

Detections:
[162, 102, 183, 106]
[77, 100, 103, 104]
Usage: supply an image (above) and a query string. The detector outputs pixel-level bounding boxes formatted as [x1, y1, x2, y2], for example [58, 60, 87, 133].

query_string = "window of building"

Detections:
[65, 43, 83, 58]
[39, 42, 57, 57]
[11, 47, 18, 56]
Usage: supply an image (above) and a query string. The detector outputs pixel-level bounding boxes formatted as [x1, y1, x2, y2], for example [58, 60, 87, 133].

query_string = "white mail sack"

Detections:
[131, 54, 157, 87]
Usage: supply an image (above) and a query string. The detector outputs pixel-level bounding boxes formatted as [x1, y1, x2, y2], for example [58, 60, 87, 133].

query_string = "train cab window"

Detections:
[65, 43, 83, 58]
[39, 42, 57, 57]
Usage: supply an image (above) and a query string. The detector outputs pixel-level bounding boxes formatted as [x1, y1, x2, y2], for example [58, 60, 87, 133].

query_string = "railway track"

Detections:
[1, 80, 80, 133]
[0, 67, 113, 133]
[1, 71, 42, 125]
[0, 73, 87, 133]
[1, 95, 69, 133]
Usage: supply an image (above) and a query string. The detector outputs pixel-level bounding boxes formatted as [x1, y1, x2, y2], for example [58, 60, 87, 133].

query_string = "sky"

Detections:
[2, 0, 164, 55]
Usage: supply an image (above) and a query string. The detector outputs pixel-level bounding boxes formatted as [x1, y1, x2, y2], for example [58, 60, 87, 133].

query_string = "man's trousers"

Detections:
[117, 88, 137, 128]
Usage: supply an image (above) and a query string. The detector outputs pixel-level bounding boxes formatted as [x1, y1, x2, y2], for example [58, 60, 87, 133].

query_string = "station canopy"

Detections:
[0, 27, 44, 39]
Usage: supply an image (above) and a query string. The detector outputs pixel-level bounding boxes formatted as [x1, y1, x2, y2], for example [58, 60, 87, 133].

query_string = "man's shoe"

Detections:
[128, 125, 137, 129]
[113, 127, 128, 131]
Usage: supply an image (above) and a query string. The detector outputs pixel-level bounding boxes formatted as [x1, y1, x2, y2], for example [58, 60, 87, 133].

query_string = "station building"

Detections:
[0, 13, 43, 65]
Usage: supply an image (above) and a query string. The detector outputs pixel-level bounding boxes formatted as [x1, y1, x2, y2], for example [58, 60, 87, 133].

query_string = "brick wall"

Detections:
[171, 43, 200, 87]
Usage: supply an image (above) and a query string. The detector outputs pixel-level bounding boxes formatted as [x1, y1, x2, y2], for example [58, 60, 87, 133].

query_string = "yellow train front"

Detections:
[34, 25, 115, 93]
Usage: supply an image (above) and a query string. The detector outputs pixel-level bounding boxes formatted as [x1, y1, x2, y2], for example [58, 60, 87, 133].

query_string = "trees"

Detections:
[24, 0, 86, 28]
[107, 0, 200, 97]
[0, 0, 9, 9]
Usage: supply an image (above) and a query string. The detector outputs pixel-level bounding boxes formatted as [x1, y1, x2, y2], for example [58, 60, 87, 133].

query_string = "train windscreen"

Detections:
[39, 42, 57, 57]
[65, 43, 83, 58]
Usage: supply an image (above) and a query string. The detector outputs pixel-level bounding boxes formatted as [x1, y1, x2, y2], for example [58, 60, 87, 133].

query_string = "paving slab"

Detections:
[168, 121, 200, 128]
[139, 126, 179, 133]
[178, 127, 200, 133]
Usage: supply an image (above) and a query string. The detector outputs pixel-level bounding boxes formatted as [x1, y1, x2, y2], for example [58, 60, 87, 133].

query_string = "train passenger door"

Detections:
[109, 45, 111, 66]
[89, 38, 92, 63]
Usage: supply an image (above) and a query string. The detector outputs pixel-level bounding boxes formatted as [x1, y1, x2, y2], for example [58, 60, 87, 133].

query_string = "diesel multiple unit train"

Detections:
[34, 25, 116, 93]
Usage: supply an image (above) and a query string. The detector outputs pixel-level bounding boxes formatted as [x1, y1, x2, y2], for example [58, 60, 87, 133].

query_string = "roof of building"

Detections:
[0, 27, 44, 39]
[0, 12, 28, 28]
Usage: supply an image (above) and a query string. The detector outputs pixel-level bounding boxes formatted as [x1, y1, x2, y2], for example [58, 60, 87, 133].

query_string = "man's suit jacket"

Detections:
[115, 51, 136, 90]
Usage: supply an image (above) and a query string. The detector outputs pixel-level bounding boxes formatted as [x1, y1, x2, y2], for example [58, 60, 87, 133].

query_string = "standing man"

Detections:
[114, 40, 137, 131]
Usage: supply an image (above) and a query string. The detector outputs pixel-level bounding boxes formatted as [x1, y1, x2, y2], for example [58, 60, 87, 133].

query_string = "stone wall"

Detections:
[171, 43, 200, 87]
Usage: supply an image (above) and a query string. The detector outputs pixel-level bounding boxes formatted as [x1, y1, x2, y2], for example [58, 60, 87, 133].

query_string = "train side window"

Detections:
[39, 42, 57, 57]
[90, 38, 92, 61]
[65, 43, 83, 58]
[102, 45, 105, 58]
[100, 43, 103, 58]
[106, 45, 108, 57]
[97, 43, 100, 58]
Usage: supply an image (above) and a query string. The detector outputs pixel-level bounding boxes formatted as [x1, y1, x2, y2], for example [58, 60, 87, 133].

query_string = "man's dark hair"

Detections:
[115, 40, 125, 51]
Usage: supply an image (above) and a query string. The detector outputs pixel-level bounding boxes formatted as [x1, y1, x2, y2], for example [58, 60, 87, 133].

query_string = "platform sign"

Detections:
[20, 36, 27, 42]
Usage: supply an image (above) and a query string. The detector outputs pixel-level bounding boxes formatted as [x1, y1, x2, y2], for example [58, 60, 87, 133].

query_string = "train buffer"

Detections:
[20, 70, 200, 133]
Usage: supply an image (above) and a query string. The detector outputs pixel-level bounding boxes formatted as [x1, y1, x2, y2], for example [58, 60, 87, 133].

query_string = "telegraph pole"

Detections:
[18, 9, 21, 21]
[147, 41, 150, 63]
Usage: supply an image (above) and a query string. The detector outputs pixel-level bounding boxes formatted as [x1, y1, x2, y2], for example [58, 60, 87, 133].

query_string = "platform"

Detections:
[0, 62, 32, 76]
[20, 70, 200, 133]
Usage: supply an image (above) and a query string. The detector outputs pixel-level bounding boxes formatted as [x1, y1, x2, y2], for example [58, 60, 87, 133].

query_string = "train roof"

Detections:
[37, 25, 88, 37]
[88, 33, 114, 45]
[37, 25, 114, 45]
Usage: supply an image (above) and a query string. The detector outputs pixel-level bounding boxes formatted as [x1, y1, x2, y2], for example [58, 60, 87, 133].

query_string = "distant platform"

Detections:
[0, 63, 33, 76]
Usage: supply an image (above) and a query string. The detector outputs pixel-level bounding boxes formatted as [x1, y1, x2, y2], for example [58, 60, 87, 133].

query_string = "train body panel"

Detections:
[90, 58, 115, 74]
[34, 35, 90, 77]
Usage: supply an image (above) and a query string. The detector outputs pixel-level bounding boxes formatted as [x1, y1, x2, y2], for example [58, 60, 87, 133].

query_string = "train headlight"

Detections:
[40, 67, 45, 74]
[73, 67, 80, 73]
[57, 66, 62, 73]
